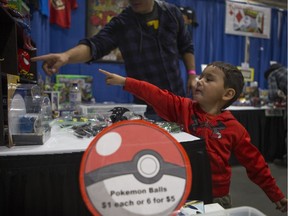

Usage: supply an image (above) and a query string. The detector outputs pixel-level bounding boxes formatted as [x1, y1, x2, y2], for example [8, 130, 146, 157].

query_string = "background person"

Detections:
[264, 63, 287, 105]
[99, 61, 287, 212]
[264, 63, 287, 167]
[31, 0, 197, 121]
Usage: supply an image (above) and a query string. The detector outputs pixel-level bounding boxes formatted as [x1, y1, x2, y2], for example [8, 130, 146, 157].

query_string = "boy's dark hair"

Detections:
[207, 61, 244, 109]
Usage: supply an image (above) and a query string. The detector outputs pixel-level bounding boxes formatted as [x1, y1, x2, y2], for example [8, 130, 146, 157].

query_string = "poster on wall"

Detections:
[86, 0, 129, 62]
[237, 66, 254, 82]
[225, 1, 271, 39]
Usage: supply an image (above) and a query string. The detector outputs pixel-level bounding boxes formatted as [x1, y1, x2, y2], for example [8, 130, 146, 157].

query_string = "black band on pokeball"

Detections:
[84, 150, 187, 186]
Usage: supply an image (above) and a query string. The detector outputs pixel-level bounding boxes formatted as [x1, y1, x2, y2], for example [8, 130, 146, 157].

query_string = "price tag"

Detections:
[79, 120, 192, 216]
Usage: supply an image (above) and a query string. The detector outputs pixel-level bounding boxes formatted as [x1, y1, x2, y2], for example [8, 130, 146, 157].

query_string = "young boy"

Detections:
[99, 61, 287, 213]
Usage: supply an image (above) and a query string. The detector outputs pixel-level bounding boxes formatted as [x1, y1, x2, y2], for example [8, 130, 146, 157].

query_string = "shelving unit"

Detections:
[0, 5, 37, 145]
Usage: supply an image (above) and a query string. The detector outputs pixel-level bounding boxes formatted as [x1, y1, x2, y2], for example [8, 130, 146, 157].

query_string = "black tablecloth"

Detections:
[0, 153, 91, 216]
[0, 139, 212, 216]
[231, 109, 286, 162]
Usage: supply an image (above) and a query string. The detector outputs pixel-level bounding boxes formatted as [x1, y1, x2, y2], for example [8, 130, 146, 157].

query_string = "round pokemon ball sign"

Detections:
[79, 120, 192, 216]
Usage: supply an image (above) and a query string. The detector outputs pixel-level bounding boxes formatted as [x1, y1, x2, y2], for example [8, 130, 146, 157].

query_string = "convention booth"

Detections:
[0, 0, 287, 216]
[0, 103, 285, 215]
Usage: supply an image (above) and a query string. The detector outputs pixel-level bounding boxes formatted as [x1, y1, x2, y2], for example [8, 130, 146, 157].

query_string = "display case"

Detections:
[8, 84, 52, 146]
[0, 4, 37, 145]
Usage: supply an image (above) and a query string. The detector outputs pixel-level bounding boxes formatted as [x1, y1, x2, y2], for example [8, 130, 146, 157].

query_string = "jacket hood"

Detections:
[195, 103, 236, 123]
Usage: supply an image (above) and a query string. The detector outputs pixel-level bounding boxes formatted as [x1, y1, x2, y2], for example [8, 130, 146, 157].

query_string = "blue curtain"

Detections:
[167, 0, 287, 89]
[249, 9, 288, 89]
[31, 0, 287, 103]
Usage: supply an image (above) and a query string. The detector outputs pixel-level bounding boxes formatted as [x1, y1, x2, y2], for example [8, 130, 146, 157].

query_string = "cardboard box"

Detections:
[55, 74, 94, 103]
[44, 91, 60, 111]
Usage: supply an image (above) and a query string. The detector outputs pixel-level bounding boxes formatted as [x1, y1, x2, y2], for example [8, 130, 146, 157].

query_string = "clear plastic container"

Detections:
[79, 103, 147, 116]
[201, 206, 266, 216]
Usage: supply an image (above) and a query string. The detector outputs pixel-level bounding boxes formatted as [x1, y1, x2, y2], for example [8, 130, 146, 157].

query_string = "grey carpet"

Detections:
[230, 163, 287, 216]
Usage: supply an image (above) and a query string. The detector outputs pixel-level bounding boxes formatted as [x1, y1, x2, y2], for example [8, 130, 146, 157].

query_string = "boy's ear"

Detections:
[223, 88, 235, 101]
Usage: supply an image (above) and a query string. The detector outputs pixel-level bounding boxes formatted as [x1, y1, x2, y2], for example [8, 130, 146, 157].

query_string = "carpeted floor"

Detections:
[230, 163, 287, 216]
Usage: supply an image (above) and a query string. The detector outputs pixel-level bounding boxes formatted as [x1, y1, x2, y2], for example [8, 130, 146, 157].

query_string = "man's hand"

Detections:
[99, 69, 126, 86]
[186, 74, 197, 97]
[31, 53, 69, 76]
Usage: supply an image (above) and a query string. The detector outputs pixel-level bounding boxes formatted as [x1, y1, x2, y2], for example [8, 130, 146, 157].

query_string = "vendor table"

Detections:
[0, 106, 285, 216]
[0, 125, 212, 216]
[228, 106, 286, 162]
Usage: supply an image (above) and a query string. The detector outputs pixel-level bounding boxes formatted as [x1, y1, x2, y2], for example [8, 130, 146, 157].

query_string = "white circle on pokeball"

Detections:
[137, 154, 160, 178]
[96, 132, 122, 156]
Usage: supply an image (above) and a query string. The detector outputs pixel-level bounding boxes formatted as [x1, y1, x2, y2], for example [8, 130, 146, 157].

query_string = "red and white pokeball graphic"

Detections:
[79, 120, 192, 216]
[18, 48, 31, 74]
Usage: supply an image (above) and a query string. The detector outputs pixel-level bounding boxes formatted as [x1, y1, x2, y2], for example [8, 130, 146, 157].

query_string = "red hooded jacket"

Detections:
[124, 77, 285, 202]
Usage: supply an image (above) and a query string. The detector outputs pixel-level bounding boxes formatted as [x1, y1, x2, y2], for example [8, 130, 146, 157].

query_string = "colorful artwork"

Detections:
[225, 1, 271, 39]
[86, 0, 129, 62]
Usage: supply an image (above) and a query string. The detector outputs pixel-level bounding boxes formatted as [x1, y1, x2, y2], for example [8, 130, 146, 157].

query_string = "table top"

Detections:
[227, 105, 267, 110]
[0, 125, 200, 156]
[1, 105, 281, 157]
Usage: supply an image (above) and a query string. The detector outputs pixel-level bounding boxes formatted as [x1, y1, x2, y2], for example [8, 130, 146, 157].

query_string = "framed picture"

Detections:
[225, 1, 271, 39]
[237, 66, 254, 82]
[86, 0, 129, 62]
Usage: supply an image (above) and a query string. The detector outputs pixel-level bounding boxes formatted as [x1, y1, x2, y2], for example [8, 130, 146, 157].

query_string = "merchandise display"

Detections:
[0, 1, 38, 144]
[17, 48, 32, 79]
[233, 81, 269, 107]
[69, 82, 81, 111]
[79, 103, 147, 116]
[55, 74, 94, 104]
[8, 84, 52, 146]
[177, 200, 205, 215]
[43, 90, 60, 111]
[54, 105, 182, 139]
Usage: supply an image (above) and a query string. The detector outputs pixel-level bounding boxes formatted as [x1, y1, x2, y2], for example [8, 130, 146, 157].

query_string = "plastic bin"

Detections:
[79, 103, 147, 116]
[201, 206, 266, 216]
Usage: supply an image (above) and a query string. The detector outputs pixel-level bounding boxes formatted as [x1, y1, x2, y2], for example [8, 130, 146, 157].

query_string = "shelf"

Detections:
[0, 4, 37, 145]
[0, 5, 37, 78]
[0, 6, 18, 75]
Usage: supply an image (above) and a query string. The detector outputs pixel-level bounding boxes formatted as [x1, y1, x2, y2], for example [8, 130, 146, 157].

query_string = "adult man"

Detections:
[264, 63, 287, 167]
[264, 63, 287, 103]
[31, 0, 197, 120]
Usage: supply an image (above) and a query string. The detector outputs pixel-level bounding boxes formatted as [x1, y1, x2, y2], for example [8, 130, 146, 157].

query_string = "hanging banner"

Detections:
[225, 1, 271, 39]
[79, 120, 192, 216]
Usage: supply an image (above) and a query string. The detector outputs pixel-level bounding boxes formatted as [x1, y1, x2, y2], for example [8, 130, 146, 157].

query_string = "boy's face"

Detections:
[194, 66, 227, 107]
[129, 0, 154, 14]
